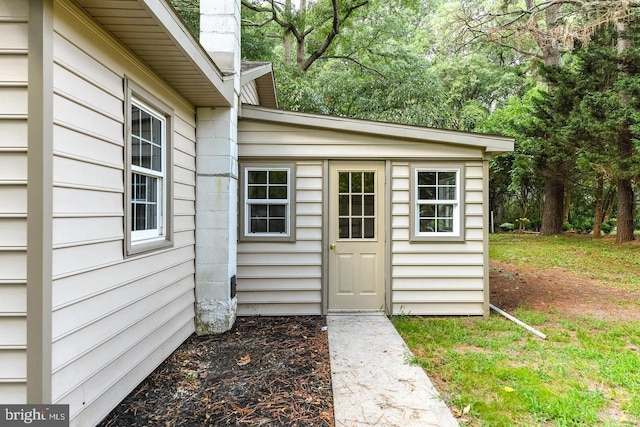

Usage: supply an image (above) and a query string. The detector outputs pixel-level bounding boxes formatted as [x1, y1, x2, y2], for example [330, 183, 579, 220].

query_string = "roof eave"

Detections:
[239, 106, 514, 153]
[74, 0, 233, 107]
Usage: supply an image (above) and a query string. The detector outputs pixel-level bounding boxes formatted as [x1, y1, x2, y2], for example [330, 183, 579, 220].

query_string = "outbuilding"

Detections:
[236, 106, 513, 316]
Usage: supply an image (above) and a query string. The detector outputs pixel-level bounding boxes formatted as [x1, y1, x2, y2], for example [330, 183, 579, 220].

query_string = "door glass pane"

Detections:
[364, 195, 375, 216]
[364, 218, 375, 238]
[339, 172, 349, 193]
[337, 170, 376, 240]
[364, 172, 374, 193]
[339, 195, 349, 216]
[351, 218, 362, 238]
[352, 195, 362, 216]
[351, 172, 362, 193]
[339, 218, 349, 238]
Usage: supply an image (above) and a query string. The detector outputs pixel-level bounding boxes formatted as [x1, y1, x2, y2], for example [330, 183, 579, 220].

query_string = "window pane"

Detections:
[132, 137, 142, 167]
[364, 195, 375, 216]
[339, 218, 349, 238]
[364, 172, 374, 193]
[269, 204, 286, 217]
[140, 142, 151, 169]
[437, 204, 454, 218]
[152, 117, 162, 145]
[437, 218, 453, 232]
[364, 218, 375, 238]
[418, 187, 436, 200]
[269, 170, 287, 184]
[151, 145, 162, 172]
[420, 219, 435, 232]
[269, 219, 286, 233]
[351, 172, 362, 193]
[419, 204, 435, 218]
[418, 172, 436, 185]
[250, 219, 267, 233]
[140, 110, 152, 141]
[135, 204, 145, 230]
[149, 178, 157, 202]
[250, 204, 267, 217]
[439, 172, 456, 185]
[131, 173, 159, 233]
[131, 106, 141, 136]
[438, 186, 456, 200]
[269, 185, 287, 199]
[248, 171, 267, 184]
[146, 203, 157, 229]
[352, 195, 362, 216]
[248, 186, 266, 199]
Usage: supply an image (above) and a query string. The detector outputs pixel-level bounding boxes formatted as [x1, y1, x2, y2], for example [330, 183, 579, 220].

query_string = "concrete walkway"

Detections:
[327, 314, 459, 427]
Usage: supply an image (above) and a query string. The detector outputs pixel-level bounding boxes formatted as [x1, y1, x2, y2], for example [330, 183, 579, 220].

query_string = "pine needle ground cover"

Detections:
[394, 234, 640, 426]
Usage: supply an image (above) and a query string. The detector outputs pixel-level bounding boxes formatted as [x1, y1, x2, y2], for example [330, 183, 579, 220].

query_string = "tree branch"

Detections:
[300, 0, 369, 71]
[319, 54, 387, 78]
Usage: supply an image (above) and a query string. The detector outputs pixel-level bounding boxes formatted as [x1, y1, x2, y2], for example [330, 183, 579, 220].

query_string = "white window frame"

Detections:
[410, 164, 465, 242]
[240, 163, 296, 242]
[125, 77, 173, 255]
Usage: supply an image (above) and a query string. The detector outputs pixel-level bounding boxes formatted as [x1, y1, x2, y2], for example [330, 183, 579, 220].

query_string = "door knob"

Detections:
[329, 243, 336, 250]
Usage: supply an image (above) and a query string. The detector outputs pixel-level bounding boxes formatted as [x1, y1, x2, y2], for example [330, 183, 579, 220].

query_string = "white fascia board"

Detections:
[240, 106, 515, 153]
[141, 0, 234, 105]
[240, 63, 274, 86]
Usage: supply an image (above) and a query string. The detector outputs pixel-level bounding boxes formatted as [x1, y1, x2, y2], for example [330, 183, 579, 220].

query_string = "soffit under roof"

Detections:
[71, 0, 233, 107]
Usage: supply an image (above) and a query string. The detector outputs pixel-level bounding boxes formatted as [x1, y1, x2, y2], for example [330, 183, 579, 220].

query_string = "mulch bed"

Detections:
[98, 316, 334, 427]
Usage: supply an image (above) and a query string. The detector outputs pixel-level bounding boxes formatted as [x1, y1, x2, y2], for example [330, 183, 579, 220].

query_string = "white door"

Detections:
[328, 162, 385, 312]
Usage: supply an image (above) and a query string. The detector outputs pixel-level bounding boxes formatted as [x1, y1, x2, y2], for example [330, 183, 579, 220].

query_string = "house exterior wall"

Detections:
[390, 161, 487, 315]
[0, 0, 29, 404]
[238, 118, 490, 316]
[237, 161, 324, 315]
[49, 2, 196, 425]
[240, 80, 259, 105]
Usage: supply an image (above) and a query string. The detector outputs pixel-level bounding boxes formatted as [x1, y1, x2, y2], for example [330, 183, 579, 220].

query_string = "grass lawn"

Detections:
[393, 234, 640, 426]
[489, 233, 640, 289]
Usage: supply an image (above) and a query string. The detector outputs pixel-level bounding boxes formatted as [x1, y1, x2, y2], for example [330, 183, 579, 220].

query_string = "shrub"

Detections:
[499, 222, 514, 231]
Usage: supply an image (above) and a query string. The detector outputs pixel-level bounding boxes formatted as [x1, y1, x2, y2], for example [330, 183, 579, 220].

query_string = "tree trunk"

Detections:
[615, 21, 636, 243]
[593, 176, 604, 238]
[562, 180, 571, 225]
[284, 33, 293, 65]
[616, 128, 635, 243]
[602, 184, 617, 224]
[540, 174, 565, 235]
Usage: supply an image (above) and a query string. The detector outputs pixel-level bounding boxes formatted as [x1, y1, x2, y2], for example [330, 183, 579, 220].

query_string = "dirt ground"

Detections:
[490, 260, 640, 321]
[98, 262, 640, 426]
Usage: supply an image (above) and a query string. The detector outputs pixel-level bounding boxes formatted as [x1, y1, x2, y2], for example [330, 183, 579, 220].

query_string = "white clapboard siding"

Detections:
[393, 302, 485, 316]
[239, 121, 484, 159]
[237, 161, 323, 315]
[48, 4, 197, 426]
[390, 161, 487, 315]
[0, 1, 29, 404]
[0, 119, 27, 150]
[240, 80, 259, 105]
[0, 316, 26, 347]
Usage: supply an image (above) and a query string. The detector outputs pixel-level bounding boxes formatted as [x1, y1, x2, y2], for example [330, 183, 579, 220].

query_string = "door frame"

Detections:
[321, 160, 392, 314]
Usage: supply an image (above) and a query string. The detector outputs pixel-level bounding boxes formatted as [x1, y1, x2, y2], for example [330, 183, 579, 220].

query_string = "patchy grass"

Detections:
[395, 313, 640, 426]
[394, 234, 640, 426]
[489, 234, 640, 289]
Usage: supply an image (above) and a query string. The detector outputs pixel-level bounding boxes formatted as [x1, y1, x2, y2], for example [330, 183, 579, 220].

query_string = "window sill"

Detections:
[127, 237, 173, 256]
